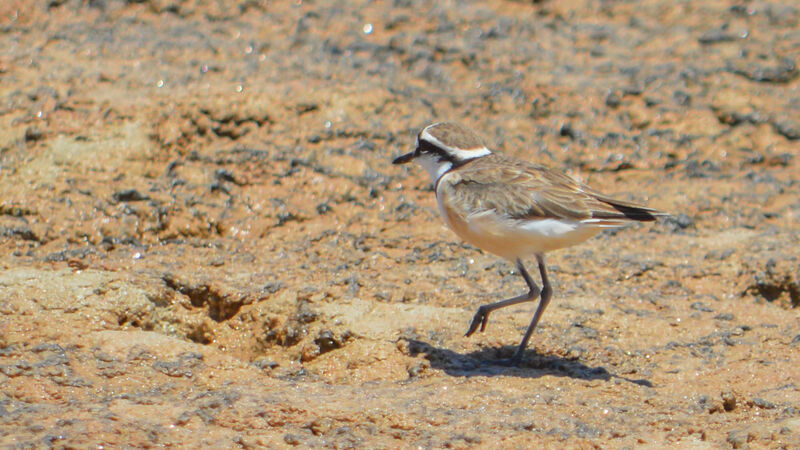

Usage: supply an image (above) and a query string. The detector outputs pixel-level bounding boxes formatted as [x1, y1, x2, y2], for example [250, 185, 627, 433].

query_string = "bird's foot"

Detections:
[465, 306, 490, 337]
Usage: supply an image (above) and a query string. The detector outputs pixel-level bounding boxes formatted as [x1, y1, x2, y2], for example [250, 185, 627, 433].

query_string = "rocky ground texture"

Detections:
[1, 0, 799, 447]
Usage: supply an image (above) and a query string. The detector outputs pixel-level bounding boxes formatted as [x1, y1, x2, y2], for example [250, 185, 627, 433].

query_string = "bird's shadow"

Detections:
[402, 338, 652, 387]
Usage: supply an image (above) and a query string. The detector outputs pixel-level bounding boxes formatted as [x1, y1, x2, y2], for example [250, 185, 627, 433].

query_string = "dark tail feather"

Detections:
[592, 200, 669, 222]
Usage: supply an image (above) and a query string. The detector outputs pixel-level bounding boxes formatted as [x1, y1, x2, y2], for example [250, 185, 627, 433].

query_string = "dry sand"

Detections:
[1, 0, 799, 447]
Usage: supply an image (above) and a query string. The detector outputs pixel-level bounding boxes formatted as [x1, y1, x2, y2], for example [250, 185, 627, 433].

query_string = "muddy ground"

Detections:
[1, 0, 799, 447]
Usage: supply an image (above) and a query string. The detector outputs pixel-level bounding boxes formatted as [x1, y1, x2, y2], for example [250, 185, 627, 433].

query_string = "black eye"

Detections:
[418, 140, 438, 155]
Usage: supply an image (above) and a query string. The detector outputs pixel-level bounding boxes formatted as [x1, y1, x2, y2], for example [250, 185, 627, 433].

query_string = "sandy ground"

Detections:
[1, 0, 799, 447]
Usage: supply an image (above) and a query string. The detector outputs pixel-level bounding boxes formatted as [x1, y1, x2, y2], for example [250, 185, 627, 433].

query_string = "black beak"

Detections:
[392, 151, 416, 165]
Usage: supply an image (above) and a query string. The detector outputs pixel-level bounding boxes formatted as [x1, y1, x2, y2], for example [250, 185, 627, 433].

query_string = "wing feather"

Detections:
[440, 153, 665, 224]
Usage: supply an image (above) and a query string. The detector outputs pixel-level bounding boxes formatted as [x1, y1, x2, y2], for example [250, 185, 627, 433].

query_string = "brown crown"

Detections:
[422, 122, 486, 151]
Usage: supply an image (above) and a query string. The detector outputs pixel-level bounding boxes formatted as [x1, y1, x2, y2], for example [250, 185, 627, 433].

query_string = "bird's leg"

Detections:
[508, 254, 553, 366]
[465, 258, 540, 337]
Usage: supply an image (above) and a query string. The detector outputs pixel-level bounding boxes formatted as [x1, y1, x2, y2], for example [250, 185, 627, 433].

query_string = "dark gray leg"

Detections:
[508, 254, 552, 365]
[465, 258, 540, 337]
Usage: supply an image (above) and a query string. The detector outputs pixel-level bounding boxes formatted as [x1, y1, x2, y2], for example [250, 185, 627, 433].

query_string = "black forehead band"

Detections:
[417, 139, 478, 169]
[417, 139, 455, 162]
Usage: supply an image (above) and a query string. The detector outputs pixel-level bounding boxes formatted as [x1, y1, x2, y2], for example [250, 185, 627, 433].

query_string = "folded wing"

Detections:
[442, 154, 666, 227]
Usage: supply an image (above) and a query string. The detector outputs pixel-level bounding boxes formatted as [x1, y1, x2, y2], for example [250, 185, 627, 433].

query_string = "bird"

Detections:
[392, 122, 667, 366]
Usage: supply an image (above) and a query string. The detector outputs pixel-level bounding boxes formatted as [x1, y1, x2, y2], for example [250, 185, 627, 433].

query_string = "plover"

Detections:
[393, 122, 667, 365]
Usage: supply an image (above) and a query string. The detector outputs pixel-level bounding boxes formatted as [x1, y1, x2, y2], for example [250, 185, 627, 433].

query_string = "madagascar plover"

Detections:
[393, 122, 667, 365]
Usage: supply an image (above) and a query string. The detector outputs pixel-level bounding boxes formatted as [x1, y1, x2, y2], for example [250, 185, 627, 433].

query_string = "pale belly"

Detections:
[438, 201, 602, 261]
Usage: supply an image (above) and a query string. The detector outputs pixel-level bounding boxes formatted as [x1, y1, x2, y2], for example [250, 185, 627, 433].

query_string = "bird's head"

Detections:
[392, 122, 492, 182]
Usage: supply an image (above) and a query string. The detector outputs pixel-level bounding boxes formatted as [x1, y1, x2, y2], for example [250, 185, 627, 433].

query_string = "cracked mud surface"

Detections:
[1, 0, 799, 447]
